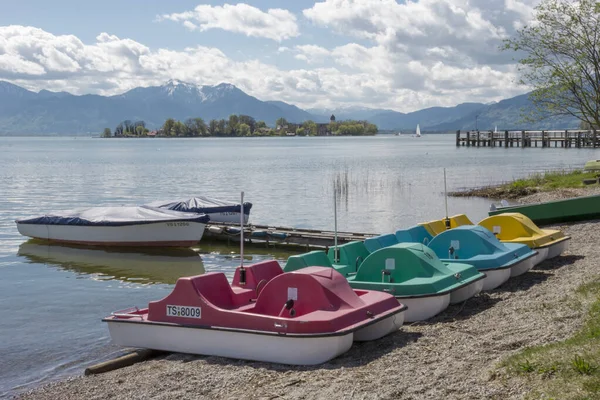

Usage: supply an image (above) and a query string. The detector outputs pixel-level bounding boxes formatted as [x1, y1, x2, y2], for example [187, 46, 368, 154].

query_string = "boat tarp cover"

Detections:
[17, 206, 209, 226]
[147, 196, 252, 214]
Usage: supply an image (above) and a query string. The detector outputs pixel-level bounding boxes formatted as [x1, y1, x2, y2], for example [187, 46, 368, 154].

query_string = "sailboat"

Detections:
[414, 124, 421, 137]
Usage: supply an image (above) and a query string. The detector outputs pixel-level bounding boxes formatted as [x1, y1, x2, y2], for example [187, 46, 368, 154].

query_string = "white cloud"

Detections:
[160, 3, 299, 42]
[294, 45, 330, 64]
[0, 24, 529, 111]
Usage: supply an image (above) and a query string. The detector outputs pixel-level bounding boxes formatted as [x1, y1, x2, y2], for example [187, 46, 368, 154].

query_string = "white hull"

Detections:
[399, 294, 450, 322]
[207, 211, 250, 224]
[531, 247, 549, 266]
[107, 321, 353, 365]
[481, 268, 511, 291]
[16, 221, 206, 247]
[353, 312, 405, 341]
[509, 256, 536, 277]
[546, 240, 569, 259]
[449, 280, 484, 304]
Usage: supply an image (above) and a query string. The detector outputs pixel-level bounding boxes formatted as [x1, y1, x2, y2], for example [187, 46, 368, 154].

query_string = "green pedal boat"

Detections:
[284, 242, 485, 322]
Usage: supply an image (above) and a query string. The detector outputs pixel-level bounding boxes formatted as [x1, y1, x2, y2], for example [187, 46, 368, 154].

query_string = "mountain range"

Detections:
[0, 80, 579, 135]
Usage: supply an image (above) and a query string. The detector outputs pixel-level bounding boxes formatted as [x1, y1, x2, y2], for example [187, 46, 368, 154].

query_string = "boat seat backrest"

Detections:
[253, 267, 362, 317]
[395, 225, 433, 244]
[450, 214, 474, 228]
[232, 260, 283, 289]
[283, 251, 332, 272]
[364, 237, 383, 253]
[327, 241, 371, 271]
[378, 233, 399, 248]
[419, 220, 447, 236]
[190, 273, 236, 309]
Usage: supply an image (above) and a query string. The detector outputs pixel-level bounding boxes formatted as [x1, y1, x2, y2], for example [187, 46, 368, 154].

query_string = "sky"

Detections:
[0, 0, 540, 112]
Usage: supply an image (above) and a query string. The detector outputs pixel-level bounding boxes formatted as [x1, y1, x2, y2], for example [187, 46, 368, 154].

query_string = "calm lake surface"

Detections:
[1, 135, 598, 396]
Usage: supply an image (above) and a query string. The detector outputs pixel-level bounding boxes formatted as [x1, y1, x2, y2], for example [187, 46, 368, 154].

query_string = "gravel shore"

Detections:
[18, 194, 600, 400]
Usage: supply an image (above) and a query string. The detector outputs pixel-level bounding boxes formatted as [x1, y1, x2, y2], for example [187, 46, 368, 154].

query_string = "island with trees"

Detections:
[101, 115, 378, 138]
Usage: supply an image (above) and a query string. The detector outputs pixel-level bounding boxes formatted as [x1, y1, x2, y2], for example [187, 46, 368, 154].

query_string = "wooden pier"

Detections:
[455, 129, 600, 148]
[204, 222, 376, 250]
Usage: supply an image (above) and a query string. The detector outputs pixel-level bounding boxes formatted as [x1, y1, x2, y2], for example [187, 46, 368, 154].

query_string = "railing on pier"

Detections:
[455, 129, 600, 148]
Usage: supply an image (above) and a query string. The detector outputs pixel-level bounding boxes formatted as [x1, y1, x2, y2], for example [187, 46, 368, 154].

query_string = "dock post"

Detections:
[577, 131, 582, 148]
[476, 131, 480, 147]
[521, 130, 526, 147]
[466, 130, 471, 147]
[456, 130, 460, 146]
[504, 130, 509, 148]
[594, 129, 597, 148]
[541, 130, 546, 148]
[565, 129, 569, 148]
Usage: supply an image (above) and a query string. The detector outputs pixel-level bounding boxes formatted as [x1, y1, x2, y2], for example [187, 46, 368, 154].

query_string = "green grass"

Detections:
[508, 169, 598, 191]
[499, 280, 600, 399]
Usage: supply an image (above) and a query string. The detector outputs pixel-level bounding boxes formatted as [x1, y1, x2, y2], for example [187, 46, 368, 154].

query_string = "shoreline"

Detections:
[16, 189, 600, 400]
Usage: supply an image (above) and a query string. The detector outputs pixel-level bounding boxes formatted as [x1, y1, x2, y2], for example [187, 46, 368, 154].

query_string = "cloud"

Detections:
[0, 24, 529, 111]
[159, 3, 299, 42]
[294, 45, 330, 64]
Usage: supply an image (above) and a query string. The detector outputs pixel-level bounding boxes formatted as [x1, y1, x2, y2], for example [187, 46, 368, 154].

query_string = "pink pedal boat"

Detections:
[104, 260, 407, 365]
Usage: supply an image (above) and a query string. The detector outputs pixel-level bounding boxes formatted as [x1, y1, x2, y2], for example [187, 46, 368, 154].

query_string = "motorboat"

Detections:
[284, 242, 485, 322]
[15, 206, 209, 247]
[104, 260, 407, 365]
[147, 196, 252, 224]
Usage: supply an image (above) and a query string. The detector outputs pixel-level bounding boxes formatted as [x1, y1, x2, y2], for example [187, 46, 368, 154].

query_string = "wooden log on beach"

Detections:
[84, 349, 161, 376]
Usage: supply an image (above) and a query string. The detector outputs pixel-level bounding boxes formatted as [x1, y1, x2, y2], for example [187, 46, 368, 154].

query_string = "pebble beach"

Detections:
[17, 189, 600, 400]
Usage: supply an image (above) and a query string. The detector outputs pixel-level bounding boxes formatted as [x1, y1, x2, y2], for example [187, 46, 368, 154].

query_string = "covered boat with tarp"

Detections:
[284, 242, 485, 322]
[104, 260, 407, 365]
[147, 196, 252, 224]
[16, 206, 209, 247]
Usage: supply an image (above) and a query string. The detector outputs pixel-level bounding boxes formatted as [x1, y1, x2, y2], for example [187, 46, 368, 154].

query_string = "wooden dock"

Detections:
[455, 129, 600, 148]
[204, 222, 376, 250]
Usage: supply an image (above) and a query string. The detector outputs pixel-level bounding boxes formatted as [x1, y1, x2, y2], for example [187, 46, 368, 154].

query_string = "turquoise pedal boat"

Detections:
[284, 242, 485, 322]
[390, 225, 538, 290]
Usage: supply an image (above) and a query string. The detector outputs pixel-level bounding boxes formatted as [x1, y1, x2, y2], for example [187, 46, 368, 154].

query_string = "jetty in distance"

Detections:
[455, 129, 600, 148]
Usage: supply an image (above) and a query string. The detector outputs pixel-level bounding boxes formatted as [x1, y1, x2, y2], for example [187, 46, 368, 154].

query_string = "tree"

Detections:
[208, 119, 218, 135]
[102, 128, 112, 138]
[135, 125, 145, 136]
[185, 118, 207, 136]
[227, 114, 239, 136]
[114, 122, 124, 136]
[162, 118, 175, 136]
[238, 123, 251, 136]
[503, 0, 600, 128]
[256, 120, 267, 129]
[296, 127, 306, 136]
[238, 115, 256, 133]
[217, 119, 226, 135]
[302, 120, 317, 136]
[276, 117, 287, 130]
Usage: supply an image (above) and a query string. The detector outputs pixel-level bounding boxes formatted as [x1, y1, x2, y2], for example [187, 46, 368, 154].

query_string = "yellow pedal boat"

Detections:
[419, 213, 570, 265]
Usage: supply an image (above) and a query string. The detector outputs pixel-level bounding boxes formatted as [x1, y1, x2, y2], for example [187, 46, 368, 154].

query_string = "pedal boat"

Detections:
[420, 213, 570, 265]
[284, 242, 484, 322]
[427, 225, 537, 287]
[104, 260, 406, 365]
[478, 213, 570, 263]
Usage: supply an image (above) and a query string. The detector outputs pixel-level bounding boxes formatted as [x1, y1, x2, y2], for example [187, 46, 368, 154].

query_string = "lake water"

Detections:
[1, 135, 598, 397]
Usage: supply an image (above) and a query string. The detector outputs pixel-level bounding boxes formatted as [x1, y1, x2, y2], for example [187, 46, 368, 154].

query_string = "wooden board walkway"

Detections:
[456, 129, 600, 148]
[204, 222, 376, 250]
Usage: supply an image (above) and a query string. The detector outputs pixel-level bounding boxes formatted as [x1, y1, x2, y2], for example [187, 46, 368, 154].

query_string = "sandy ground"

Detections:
[517, 185, 600, 204]
[17, 194, 600, 400]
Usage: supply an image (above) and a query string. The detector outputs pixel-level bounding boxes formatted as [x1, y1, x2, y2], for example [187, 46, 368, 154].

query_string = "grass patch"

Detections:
[450, 169, 599, 199]
[499, 279, 600, 399]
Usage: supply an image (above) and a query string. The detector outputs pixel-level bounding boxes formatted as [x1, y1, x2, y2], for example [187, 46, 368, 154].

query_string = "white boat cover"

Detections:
[16, 206, 209, 226]
[146, 196, 252, 214]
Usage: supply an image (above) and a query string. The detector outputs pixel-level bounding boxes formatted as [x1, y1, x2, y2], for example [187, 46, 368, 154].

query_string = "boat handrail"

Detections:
[111, 306, 144, 319]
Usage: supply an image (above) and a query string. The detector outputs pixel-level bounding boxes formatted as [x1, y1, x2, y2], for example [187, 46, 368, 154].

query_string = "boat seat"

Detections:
[450, 214, 473, 228]
[283, 251, 332, 272]
[327, 241, 371, 274]
[190, 273, 237, 310]
[395, 225, 433, 245]
[419, 220, 448, 236]
[364, 237, 383, 253]
[232, 260, 283, 292]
